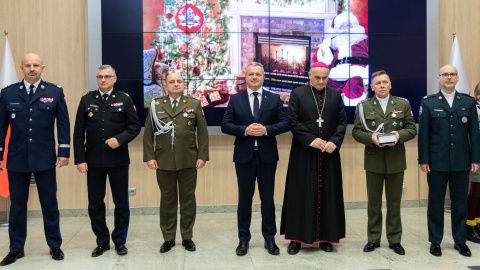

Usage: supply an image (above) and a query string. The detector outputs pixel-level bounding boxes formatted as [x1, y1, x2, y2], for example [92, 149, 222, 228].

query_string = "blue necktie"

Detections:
[29, 85, 34, 100]
[252, 92, 259, 120]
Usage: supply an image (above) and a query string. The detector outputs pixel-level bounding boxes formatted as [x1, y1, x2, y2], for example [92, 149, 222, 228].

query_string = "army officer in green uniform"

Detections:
[352, 70, 417, 255]
[143, 72, 209, 253]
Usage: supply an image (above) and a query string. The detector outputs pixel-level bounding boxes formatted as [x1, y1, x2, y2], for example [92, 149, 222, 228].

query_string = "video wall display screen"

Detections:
[101, 0, 426, 125]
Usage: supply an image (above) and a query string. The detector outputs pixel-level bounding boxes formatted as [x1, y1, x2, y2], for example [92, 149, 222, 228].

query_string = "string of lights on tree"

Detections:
[152, 0, 230, 92]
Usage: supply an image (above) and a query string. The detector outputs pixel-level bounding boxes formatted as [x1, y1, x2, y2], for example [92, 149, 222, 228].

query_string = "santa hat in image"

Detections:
[311, 62, 330, 69]
[331, 12, 359, 30]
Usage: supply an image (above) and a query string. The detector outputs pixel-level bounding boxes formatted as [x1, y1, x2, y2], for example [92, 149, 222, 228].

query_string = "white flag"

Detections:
[0, 34, 18, 90]
[449, 35, 469, 94]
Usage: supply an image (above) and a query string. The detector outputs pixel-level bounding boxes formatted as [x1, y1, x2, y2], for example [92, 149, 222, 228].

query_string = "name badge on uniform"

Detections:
[11, 113, 15, 119]
[462, 116, 468, 123]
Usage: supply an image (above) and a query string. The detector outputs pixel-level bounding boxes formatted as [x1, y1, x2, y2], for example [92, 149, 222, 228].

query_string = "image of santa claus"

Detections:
[313, 11, 368, 106]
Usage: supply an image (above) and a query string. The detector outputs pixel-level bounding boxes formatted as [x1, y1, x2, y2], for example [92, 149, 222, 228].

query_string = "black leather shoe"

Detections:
[160, 241, 175, 253]
[115, 244, 128, 255]
[467, 225, 480, 244]
[50, 247, 64, 260]
[454, 243, 472, 257]
[264, 240, 280, 255]
[0, 251, 25, 266]
[236, 241, 249, 256]
[389, 243, 405, 255]
[287, 241, 301, 255]
[363, 242, 380, 252]
[319, 242, 334, 252]
[429, 243, 442, 257]
[182, 239, 196, 252]
[91, 244, 110, 257]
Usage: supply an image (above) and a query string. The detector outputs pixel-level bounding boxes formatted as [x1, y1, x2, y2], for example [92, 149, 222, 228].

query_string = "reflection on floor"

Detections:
[1, 207, 480, 269]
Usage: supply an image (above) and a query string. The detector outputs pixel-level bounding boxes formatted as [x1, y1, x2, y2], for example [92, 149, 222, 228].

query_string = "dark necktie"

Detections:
[172, 100, 178, 113]
[29, 85, 34, 100]
[102, 94, 108, 101]
[252, 92, 259, 120]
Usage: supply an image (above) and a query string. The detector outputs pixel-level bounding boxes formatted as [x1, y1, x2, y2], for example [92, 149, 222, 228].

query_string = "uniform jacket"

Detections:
[0, 80, 70, 172]
[221, 89, 289, 164]
[352, 95, 417, 174]
[143, 95, 209, 170]
[73, 90, 141, 167]
[418, 91, 480, 172]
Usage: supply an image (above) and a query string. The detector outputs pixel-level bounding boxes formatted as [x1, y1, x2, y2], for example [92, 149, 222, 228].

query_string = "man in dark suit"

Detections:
[73, 65, 140, 257]
[143, 72, 209, 253]
[221, 62, 289, 256]
[0, 53, 70, 265]
[352, 70, 417, 255]
[419, 64, 480, 257]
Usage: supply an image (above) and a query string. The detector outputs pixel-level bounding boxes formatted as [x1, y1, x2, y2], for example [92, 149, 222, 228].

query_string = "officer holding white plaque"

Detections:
[352, 70, 417, 256]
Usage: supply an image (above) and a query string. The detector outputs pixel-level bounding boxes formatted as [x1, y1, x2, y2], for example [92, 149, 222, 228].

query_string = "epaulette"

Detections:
[44, 81, 62, 89]
[117, 91, 130, 97]
[394, 96, 409, 102]
[1, 82, 20, 91]
[359, 97, 371, 104]
[423, 94, 436, 99]
[84, 91, 97, 96]
[153, 95, 167, 100]
[459, 92, 474, 99]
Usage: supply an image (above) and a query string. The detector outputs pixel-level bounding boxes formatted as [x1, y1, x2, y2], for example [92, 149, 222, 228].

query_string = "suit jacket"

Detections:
[352, 95, 417, 174]
[418, 91, 480, 171]
[73, 90, 141, 167]
[143, 95, 209, 170]
[0, 80, 70, 172]
[221, 89, 289, 164]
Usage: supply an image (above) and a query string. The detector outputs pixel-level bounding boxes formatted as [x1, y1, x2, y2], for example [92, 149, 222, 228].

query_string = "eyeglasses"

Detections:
[96, 75, 115, 79]
[439, 73, 458, 78]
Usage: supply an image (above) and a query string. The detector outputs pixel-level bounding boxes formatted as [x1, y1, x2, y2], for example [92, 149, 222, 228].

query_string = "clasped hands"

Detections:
[246, 123, 266, 137]
[312, 138, 336, 153]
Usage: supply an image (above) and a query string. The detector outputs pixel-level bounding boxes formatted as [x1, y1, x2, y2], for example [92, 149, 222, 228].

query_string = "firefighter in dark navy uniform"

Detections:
[73, 65, 140, 257]
[419, 64, 480, 257]
[0, 53, 70, 266]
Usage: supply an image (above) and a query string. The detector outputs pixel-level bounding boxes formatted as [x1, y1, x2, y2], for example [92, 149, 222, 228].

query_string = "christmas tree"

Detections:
[152, 0, 231, 93]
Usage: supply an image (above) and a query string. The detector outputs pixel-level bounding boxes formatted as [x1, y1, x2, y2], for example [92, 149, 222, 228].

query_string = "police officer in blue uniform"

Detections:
[419, 64, 480, 257]
[73, 65, 140, 257]
[0, 53, 70, 266]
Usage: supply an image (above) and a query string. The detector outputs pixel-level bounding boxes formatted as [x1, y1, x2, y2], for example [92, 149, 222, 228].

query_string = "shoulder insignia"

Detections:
[44, 81, 62, 89]
[117, 91, 130, 96]
[1, 82, 20, 91]
[84, 91, 96, 96]
[359, 97, 371, 104]
[459, 92, 474, 98]
[423, 94, 436, 99]
[394, 96, 408, 102]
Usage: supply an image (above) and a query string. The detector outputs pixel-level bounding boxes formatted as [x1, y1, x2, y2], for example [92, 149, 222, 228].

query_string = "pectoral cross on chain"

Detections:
[317, 116, 324, 127]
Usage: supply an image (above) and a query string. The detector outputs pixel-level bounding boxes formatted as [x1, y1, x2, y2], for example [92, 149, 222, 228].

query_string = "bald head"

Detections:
[20, 53, 45, 84]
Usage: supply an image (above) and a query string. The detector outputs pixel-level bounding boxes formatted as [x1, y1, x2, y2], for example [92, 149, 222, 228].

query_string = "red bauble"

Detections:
[175, 4, 204, 33]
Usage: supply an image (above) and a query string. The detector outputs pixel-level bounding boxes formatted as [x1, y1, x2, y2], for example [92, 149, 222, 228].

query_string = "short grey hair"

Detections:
[98, 64, 116, 75]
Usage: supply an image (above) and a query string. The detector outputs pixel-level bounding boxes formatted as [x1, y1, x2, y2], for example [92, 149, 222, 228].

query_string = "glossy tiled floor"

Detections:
[1, 207, 480, 269]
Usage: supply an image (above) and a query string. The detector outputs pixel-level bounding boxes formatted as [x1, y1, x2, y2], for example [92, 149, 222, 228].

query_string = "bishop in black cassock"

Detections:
[280, 62, 347, 254]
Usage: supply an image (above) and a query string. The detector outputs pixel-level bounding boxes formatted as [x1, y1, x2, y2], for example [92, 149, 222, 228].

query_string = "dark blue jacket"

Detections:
[221, 89, 289, 163]
[418, 91, 480, 171]
[0, 80, 70, 172]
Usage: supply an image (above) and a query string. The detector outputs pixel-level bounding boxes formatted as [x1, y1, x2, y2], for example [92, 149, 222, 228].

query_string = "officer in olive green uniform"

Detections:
[143, 72, 209, 253]
[352, 70, 417, 255]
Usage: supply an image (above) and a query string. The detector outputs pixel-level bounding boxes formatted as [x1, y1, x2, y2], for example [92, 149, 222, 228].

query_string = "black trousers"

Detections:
[87, 165, 130, 245]
[235, 151, 277, 242]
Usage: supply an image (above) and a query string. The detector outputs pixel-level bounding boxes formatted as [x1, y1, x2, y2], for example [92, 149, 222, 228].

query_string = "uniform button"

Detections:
[30, 108, 33, 111]
[29, 118, 32, 122]
[29, 128, 32, 132]
[29, 139, 32, 142]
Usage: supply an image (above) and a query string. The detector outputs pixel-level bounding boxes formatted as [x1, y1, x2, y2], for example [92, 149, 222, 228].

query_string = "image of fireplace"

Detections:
[255, 33, 311, 92]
